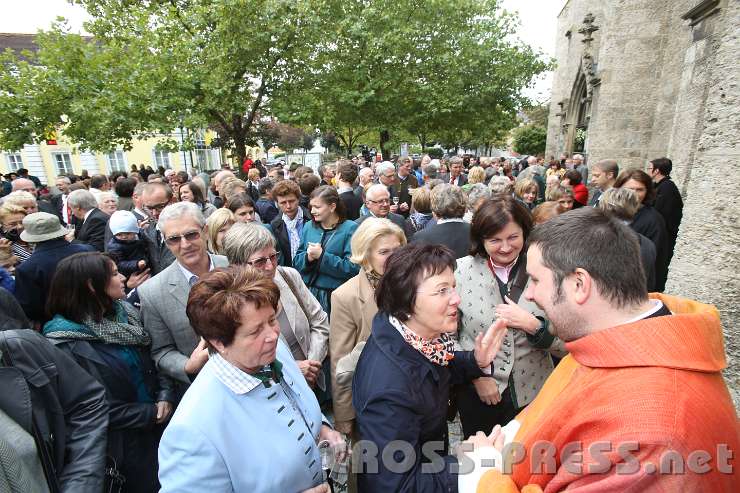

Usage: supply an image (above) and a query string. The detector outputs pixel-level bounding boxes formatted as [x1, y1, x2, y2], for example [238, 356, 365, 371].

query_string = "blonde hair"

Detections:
[545, 184, 573, 202]
[247, 168, 261, 181]
[467, 166, 485, 185]
[350, 217, 406, 271]
[514, 178, 538, 199]
[598, 187, 640, 221]
[205, 208, 235, 255]
[532, 201, 561, 224]
[0, 203, 27, 224]
[3, 190, 36, 208]
[411, 187, 431, 214]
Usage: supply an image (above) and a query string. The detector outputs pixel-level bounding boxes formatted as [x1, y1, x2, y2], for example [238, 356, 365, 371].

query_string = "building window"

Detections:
[153, 149, 171, 169]
[52, 153, 73, 175]
[5, 153, 23, 171]
[195, 149, 218, 170]
[107, 150, 127, 172]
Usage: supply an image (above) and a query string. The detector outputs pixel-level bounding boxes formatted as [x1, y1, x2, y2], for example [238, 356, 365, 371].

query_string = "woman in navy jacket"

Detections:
[352, 244, 506, 492]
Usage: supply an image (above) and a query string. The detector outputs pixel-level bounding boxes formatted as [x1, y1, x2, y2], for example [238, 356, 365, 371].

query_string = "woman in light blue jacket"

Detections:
[293, 185, 359, 316]
[158, 266, 345, 493]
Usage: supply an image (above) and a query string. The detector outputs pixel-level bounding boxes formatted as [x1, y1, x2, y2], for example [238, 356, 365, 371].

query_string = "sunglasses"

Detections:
[246, 253, 278, 268]
[164, 230, 201, 246]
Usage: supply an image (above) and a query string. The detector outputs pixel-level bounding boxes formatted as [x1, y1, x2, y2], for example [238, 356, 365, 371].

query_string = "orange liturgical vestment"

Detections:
[476, 294, 739, 492]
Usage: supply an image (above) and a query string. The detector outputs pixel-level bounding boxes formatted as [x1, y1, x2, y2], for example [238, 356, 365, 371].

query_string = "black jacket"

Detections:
[654, 177, 683, 241]
[339, 189, 363, 220]
[74, 208, 109, 252]
[411, 221, 471, 259]
[38, 199, 63, 223]
[13, 239, 95, 324]
[270, 207, 311, 268]
[0, 328, 108, 493]
[256, 198, 279, 224]
[107, 236, 150, 277]
[141, 223, 175, 275]
[631, 205, 669, 292]
[356, 212, 415, 240]
[353, 313, 483, 492]
[50, 337, 174, 493]
[388, 174, 419, 218]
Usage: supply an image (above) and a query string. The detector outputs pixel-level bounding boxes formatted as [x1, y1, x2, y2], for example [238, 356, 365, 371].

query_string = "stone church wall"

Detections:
[546, 0, 740, 403]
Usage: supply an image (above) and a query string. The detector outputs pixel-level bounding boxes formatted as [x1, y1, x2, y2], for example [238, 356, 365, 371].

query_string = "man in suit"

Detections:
[445, 156, 468, 187]
[13, 212, 95, 325]
[131, 182, 149, 221]
[336, 161, 363, 220]
[68, 189, 109, 252]
[391, 156, 419, 216]
[411, 184, 470, 258]
[588, 159, 619, 207]
[269, 180, 310, 268]
[648, 157, 683, 291]
[356, 184, 413, 239]
[50, 176, 72, 225]
[140, 182, 176, 274]
[354, 167, 374, 201]
[138, 201, 228, 386]
[11, 178, 63, 222]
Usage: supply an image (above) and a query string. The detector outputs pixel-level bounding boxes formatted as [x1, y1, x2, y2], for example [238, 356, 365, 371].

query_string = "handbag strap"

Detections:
[278, 267, 313, 325]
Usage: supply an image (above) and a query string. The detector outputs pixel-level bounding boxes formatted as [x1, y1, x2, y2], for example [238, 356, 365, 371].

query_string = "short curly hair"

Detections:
[186, 265, 280, 347]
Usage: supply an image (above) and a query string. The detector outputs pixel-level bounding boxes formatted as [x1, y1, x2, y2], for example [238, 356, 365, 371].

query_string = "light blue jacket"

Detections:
[293, 219, 359, 291]
[158, 340, 325, 492]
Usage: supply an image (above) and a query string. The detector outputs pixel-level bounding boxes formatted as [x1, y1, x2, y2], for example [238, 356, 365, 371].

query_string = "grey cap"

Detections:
[20, 212, 67, 243]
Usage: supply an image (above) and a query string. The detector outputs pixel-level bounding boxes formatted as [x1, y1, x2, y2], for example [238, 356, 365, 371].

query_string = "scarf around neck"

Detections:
[365, 269, 382, 290]
[389, 315, 455, 366]
[283, 207, 304, 260]
[44, 300, 151, 347]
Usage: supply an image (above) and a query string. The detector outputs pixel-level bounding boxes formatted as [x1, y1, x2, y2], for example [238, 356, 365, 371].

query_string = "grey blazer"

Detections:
[454, 255, 567, 408]
[138, 254, 229, 383]
[274, 267, 329, 363]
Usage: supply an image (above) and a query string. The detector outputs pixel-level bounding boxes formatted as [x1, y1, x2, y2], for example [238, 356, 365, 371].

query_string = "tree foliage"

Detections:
[512, 124, 547, 156]
[0, 0, 550, 162]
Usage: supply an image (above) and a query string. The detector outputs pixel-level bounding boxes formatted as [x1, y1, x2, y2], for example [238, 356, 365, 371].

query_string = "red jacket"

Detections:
[241, 158, 253, 174]
[572, 183, 589, 206]
[476, 294, 739, 492]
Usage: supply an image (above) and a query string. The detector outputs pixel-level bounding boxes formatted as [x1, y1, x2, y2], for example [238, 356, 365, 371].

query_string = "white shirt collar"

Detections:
[177, 255, 215, 284]
[83, 209, 94, 223]
[209, 352, 264, 395]
[437, 218, 465, 224]
[620, 300, 667, 326]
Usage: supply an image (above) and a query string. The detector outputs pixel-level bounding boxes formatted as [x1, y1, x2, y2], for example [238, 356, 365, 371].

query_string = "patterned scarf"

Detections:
[44, 300, 151, 347]
[389, 316, 455, 366]
[283, 207, 304, 260]
[365, 269, 382, 290]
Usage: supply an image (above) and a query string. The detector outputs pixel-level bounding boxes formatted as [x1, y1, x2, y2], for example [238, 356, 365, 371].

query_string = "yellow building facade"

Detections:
[0, 129, 265, 184]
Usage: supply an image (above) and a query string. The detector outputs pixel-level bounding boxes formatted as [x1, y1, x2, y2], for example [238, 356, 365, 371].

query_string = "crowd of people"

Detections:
[0, 151, 736, 493]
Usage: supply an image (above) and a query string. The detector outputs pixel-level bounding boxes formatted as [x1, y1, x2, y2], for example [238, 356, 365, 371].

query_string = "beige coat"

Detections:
[454, 255, 566, 408]
[274, 267, 329, 363]
[329, 269, 378, 430]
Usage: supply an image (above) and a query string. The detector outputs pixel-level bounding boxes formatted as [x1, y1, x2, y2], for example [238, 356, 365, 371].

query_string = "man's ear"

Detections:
[571, 268, 592, 305]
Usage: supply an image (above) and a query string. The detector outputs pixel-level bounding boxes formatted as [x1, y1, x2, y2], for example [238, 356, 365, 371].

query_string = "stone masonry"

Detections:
[546, 0, 740, 405]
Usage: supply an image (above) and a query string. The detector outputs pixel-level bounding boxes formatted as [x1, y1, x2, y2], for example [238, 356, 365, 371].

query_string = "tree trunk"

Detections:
[233, 128, 247, 175]
[379, 129, 391, 160]
[418, 133, 427, 152]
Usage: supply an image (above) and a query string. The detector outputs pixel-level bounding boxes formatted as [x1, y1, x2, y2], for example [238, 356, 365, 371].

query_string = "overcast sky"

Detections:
[1, 0, 565, 102]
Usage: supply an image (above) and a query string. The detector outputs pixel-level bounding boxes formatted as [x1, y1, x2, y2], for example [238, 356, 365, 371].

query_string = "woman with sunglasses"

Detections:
[223, 222, 330, 392]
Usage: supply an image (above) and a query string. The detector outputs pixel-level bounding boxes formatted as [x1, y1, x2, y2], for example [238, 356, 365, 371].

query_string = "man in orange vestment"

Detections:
[461, 208, 738, 492]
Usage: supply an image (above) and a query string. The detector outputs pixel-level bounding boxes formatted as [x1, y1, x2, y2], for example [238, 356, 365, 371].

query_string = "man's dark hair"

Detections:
[337, 162, 358, 184]
[376, 244, 456, 322]
[470, 196, 533, 257]
[563, 169, 582, 186]
[114, 177, 136, 198]
[47, 252, 116, 323]
[257, 177, 274, 196]
[529, 208, 647, 308]
[298, 173, 320, 197]
[650, 157, 672, 177]
[89, 174, 109, 189]
[17, 168, 28, 176]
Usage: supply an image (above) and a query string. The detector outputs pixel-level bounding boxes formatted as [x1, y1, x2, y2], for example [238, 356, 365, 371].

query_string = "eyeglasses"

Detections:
[367, 198, 390, 205]
[164, 230, 201, 246]
[246, 253, 278, 268]
[145, 201, 170, 212]
[417, 286, 457, 298]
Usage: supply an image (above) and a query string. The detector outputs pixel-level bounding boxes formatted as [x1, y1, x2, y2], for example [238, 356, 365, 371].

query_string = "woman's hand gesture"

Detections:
[495, 296, 539, 334]
[473, 318, 507, 369]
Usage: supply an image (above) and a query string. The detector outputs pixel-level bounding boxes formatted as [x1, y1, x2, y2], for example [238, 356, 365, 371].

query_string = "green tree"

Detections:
[512, 124, 547, 156]
[0, 0, 340, 163]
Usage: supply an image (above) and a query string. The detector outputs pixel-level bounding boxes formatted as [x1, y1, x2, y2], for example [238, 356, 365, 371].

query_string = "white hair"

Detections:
[376, 161, 396, 176]
[68, 189, 99, 211]
[157, 201, 205, 231]
[366, 183, 390, 200]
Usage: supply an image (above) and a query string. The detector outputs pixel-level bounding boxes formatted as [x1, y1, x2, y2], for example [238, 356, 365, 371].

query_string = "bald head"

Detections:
[213, 170, 235, 191]
[12, 178, 37, 197]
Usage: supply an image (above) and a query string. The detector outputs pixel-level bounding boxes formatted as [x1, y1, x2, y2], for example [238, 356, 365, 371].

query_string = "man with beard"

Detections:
[461, 208, 738, 492]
